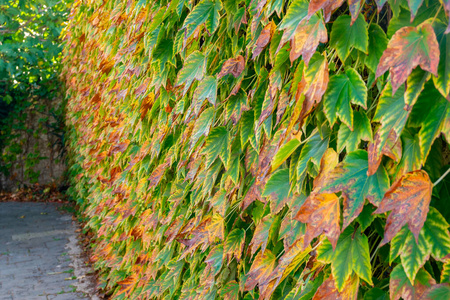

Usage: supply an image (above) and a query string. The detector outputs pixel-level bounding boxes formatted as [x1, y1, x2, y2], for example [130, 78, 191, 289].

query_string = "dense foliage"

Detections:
[0, 0, 69, 184]
[62, 0, 450, 298]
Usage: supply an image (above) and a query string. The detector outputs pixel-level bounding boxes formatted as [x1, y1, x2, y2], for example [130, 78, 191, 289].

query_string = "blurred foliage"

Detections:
[0, 0, 70, 185]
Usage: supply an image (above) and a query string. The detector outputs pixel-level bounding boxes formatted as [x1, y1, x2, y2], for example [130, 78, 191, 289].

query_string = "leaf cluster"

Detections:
[62, 0, 450, 299]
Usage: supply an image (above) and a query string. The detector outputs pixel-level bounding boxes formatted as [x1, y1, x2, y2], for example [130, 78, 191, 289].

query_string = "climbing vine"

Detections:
[63, 0, 450, 298]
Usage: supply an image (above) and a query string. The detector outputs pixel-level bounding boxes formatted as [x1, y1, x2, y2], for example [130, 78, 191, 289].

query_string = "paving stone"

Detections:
[0, 203, 89, 299]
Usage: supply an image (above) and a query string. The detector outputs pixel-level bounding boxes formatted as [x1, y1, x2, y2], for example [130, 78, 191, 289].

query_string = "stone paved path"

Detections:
[0, 202, 94, 300]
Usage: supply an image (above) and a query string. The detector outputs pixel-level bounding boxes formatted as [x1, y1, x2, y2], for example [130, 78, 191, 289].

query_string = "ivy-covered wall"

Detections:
[62, 0, 450, 299]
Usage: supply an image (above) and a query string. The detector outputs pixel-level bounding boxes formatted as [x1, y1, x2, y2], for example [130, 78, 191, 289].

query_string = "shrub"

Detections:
[0, 0, 69, 186]
[62, 0, 450, 298]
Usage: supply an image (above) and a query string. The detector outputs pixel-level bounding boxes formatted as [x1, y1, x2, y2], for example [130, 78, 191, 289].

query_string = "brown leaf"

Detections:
[252, 21, 276, 59]
[308, 0, 345, 23]
[249, 215, 272, 255]
[376, 22, 440, 94]
[348, 0, 364, 25]
[374, 170, 433, 245]
[368, 130, 401, 176]
[289, 18, 328, 65]
[313, 274, 359, 300]
[135, 78, 150, 96]
[109, 139, 130, 155]
[218, 55, 245, 78]
[242, 140, 278, 210]
[148, 161, 169, 188]
[276, 89, 289, 125]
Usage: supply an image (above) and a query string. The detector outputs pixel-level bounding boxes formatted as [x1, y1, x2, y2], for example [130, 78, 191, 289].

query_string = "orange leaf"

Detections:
[374, 170, 433, 245]
[289, 17, 328, 65]
[295, 148, 340, 248]
[296, 193, 341, 249]
[376, 22, 440, 94]
[244, 250, 277, 291]
[253, 21, 276, 59]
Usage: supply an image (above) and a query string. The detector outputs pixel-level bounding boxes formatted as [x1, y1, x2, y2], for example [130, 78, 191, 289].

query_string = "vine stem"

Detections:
[431, 6, 442, 25]
[433, 167, 450, 187]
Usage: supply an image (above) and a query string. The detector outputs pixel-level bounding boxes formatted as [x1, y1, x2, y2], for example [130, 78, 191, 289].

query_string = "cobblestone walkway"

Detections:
[0, 202, 94, 300]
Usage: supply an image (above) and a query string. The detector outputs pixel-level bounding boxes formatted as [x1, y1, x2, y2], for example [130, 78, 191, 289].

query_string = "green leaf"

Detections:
[181, 0, 222, 39]
[316, 237, 333, 263]
[191, 107, 215, 145]
[390, 226, 410, 264]
[203, 127, 230, 168]
[351, 228, 373, 286]
[296, 130, 329, 179]
[427, 285, 450, 300]
[194, 75, 218, 107]
[205, 245, 224, 276]
[226, 155, 240, 184]
[224, 229, 245, 262]
[262, 168, 291, 213]
[405, 68, 430, 107]
[410, 81, 450, 162]
[433, 21, 450, 101]
[363, 287, 389, 300]
[329, 14, 368, 62]
[407, 0, 425, 19]
[296, 276, 322, 300]
[365, 23, 388, 73]
[271, 139, 301, 171]
[442, 261, 450, 283]
[226, 91, 250, 125]
[220, 281, 240, 300]
[176, 51, 207, 93]
[331, 226, 373, 291]
[337, 110, 372, 153]
[400, 228, 430, 283]
[356, 204, 376, 231]
[396, 129, 421, 175]
[422, 207, 450, 261]
[240, 111, 254, 146]
[277, 0, 309, 47]
[369, 83, 410, 175]
[320, 150, 390, 228]
[323, 68, 368, 130]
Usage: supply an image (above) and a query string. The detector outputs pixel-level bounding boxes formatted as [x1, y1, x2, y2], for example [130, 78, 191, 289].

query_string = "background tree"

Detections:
[0, 0, 70, 185]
